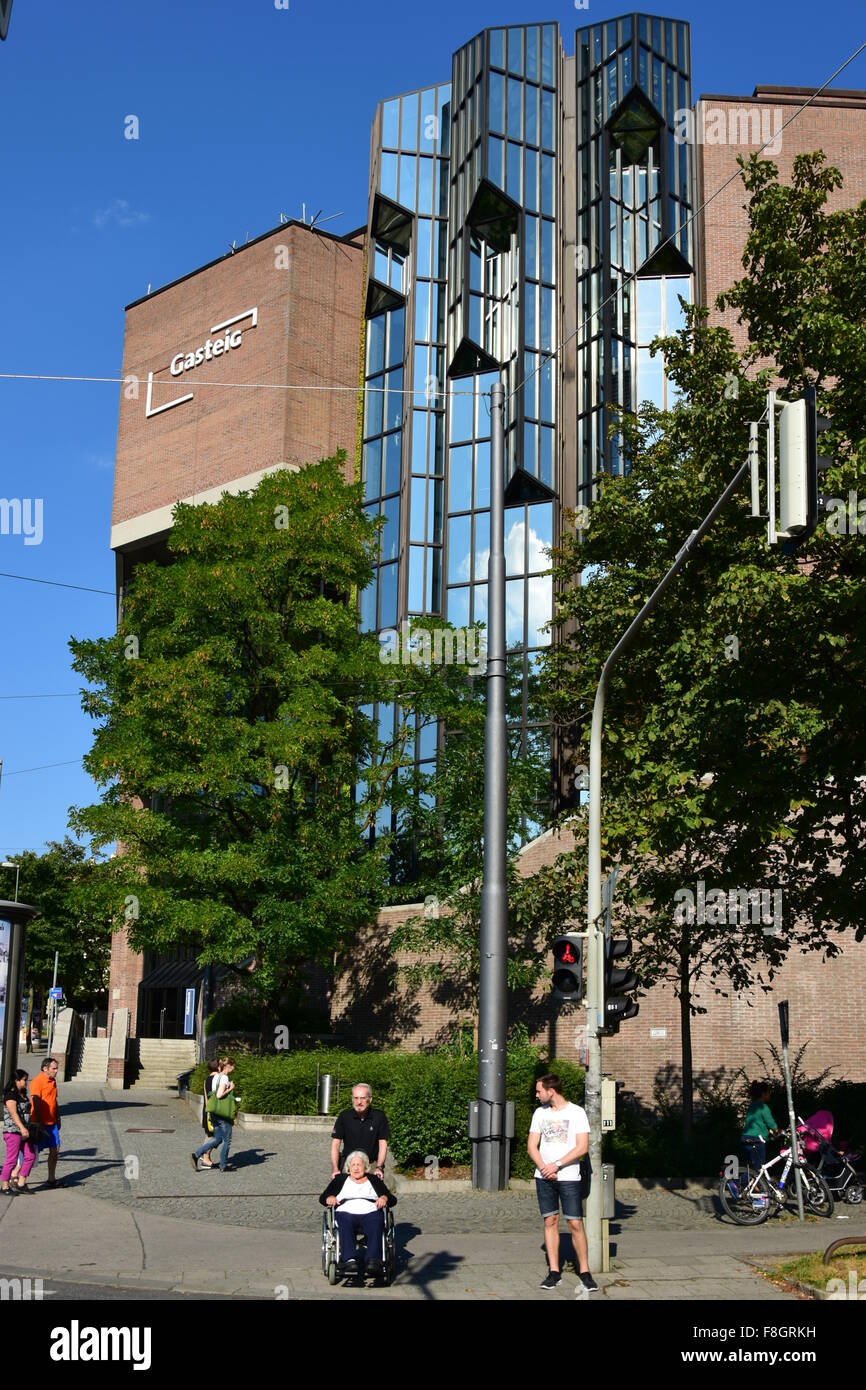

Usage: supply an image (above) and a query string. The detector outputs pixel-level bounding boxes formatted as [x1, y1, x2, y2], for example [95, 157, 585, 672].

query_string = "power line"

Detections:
[0, 571, 114, 596]
[0, 693, 79, 700]
[1, 760, 83, 778]
[0, 372, 473, 397]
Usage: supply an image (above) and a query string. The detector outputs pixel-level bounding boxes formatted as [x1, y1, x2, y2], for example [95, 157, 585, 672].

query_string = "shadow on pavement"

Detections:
[223, 1149, 277, 1169]
[60, 1100, 171, 1116]
[394, 1222, 465, 1299]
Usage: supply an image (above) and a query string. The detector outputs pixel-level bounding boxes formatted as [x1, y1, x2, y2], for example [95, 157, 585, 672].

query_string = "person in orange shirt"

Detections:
[30, 1056, 62, 1187]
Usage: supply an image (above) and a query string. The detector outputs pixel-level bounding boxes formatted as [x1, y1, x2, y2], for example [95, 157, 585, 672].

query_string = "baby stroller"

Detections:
[797, 1111, 864, 1205]
[321, 1197, 396, 1286]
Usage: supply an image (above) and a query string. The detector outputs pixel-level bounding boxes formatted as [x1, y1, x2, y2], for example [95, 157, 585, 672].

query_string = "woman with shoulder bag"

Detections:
[197, 1060, 220, 1170]
[191, 1058, 238, 1173]
[2, 1071, 37, 1194]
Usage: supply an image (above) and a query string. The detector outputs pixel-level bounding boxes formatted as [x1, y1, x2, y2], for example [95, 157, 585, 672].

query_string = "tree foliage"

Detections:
[538, 152, 866, 1122]
[69, 457, 471, 1014]
[6, 839, 114, 1011]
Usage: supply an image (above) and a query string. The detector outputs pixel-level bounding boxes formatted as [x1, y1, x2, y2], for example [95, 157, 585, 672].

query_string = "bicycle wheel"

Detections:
[718, 1167, 772, 1225]
[802, 1169, 834, 1217]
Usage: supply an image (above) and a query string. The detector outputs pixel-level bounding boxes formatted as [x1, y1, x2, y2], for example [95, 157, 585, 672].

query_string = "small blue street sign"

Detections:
[183, 988, 196, 1036]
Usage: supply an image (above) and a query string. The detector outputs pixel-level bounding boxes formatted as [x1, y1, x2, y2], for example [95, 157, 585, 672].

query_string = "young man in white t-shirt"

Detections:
[528, 1073, 598, 1292]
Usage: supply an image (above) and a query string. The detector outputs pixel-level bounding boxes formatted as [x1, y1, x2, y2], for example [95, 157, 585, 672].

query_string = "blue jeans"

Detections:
[741, 1136, 766, 1174]
[194, 1118, 232, 1170]
[336, 1208, 384, 1265]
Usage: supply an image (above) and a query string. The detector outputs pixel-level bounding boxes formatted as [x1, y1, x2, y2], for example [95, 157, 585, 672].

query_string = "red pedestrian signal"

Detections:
[551, 934, 583, 1003]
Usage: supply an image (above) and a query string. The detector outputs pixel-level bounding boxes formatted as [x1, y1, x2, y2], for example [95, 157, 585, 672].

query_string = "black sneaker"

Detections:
[540, 1271, 562, 1290]
[578, 1271, 599, 1292]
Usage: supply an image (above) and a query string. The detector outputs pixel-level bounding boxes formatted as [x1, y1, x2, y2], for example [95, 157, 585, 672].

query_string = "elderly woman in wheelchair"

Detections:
[320, 1149, 397, 1283]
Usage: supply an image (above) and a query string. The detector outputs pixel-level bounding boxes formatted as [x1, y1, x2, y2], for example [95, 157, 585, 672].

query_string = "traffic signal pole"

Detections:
[584, 454, 752, 1269]
[473, 381, 509, 1191]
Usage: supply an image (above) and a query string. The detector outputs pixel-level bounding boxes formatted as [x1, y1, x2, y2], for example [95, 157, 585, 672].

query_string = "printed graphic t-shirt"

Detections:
[530, 1102, 590, 1181]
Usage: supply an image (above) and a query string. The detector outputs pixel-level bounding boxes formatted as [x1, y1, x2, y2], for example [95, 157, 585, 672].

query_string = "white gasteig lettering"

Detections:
[170, 329, 243, 377]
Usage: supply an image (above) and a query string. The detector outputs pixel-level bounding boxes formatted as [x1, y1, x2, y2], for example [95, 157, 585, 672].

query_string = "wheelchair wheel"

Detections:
[322, 1210, 339, 1284]
[383, 1209, 396, 1286]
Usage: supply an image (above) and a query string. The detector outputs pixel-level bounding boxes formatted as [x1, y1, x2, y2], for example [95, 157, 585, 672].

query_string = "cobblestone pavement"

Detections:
[4, 1081, 860, 1300]
[51, 1086, 726, 1234]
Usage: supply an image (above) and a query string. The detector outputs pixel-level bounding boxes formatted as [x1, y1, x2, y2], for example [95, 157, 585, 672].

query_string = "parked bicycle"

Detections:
[718, 1123, 834, 1225]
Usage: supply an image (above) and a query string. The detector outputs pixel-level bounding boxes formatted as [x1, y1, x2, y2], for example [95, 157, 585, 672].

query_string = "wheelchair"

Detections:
[321, 1199, 396, 1286]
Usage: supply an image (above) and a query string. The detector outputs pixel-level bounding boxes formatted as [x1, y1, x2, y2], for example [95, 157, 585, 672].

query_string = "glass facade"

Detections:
[362, 14, 695, 835]
[576, 13, 693, 493]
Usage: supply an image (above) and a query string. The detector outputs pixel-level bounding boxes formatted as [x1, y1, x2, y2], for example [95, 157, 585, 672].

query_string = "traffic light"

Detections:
[551, 934, 583, 1003]
[603, 935, 639, 1033]
[778, 386, 833, 541]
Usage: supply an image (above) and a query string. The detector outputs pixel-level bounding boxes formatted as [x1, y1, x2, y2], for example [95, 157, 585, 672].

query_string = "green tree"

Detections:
[69, 457, 465, 1027]
[539, 152, 866, 1131]
[5, 839, 114, 1025]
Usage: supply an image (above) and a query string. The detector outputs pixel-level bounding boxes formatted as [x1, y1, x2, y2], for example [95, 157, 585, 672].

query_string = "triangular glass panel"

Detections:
[449, 337, 500, 378]
[467, 178, 521, 254]
[366, 278, 405, 318]
[606, 87, 663, 163]
[504, 467, 557, 506]
[638, 240, 693, 277]
[371, 193, 413, 254]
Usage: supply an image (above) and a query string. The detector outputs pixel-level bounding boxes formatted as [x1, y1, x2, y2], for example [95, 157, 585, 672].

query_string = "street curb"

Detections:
[181, 1090, 333, 1133]
[745, 1260, 823, 1300]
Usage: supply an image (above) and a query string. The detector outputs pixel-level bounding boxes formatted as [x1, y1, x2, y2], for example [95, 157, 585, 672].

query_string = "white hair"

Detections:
[352, 1083, 372, 1098]
[344, 1150, 371, 1173]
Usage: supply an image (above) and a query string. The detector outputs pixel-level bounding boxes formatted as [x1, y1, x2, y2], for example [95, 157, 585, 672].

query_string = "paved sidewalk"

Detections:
[1, 1080, 862, 1300]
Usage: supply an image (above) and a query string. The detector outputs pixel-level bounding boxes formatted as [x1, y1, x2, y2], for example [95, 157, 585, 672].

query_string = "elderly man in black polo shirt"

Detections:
[330, 1083, 391, 1179]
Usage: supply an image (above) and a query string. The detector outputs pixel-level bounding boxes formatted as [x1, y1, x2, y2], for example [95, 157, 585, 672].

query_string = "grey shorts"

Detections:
[536, 1177, 583, 1220]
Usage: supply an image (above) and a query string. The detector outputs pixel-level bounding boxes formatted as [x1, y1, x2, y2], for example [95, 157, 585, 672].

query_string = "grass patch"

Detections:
[763, 1248, 866, 1297]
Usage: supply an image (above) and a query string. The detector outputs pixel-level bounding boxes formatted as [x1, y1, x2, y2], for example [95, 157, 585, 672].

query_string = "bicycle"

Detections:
[718, 1127, 835, 1225]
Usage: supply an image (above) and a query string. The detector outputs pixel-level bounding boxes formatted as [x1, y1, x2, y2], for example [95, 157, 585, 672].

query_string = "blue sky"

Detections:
[0, 0, 864, 869]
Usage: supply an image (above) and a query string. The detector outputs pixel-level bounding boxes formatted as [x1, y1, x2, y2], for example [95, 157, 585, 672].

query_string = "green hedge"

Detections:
[187, 1049, 585, 1176]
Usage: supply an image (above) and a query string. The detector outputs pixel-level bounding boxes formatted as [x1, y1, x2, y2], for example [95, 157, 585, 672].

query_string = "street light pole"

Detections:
[472, 381, 509, 1191]
[584, 455, 752, 1269]
[1, 861, 20, 902]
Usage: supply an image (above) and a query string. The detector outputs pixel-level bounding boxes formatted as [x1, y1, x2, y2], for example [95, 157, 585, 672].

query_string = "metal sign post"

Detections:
[778, 1001, 804, 1222]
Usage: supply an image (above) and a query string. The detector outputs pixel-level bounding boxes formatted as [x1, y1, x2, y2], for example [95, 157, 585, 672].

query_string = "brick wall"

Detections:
[112, 221, 364, 533]
[695, 88, 866, 348]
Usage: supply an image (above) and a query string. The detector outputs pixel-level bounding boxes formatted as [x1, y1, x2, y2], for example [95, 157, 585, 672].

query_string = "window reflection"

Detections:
[448, 514, 472, 583]
[449, 445, 472, 511]
[527, 575, 552, 646]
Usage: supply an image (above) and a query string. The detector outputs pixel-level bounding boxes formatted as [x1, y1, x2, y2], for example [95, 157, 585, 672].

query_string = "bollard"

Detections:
[317, 1072, 334, 1115]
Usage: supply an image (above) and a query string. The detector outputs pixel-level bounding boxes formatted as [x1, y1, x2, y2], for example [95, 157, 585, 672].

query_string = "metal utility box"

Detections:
[601, 1074, 616, 1131]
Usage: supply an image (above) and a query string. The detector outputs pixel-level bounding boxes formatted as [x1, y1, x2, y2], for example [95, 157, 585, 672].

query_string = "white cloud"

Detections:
[93, 199, 150, 230]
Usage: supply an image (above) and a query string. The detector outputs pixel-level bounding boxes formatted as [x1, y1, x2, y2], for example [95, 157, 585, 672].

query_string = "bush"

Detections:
[186, 1047, 585, 1177]
[388, 1057, 476, 1167]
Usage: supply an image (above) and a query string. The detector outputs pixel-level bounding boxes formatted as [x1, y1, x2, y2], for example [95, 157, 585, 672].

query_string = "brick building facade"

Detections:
[107, 220, 365, 1047]
[695, 86, 866, 348]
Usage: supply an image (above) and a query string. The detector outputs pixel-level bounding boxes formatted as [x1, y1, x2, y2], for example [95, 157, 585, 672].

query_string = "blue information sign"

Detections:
[183, 987, 196, 1036]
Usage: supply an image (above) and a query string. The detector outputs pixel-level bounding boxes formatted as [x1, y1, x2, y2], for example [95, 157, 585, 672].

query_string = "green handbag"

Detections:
[206, 1089, 238, 1122]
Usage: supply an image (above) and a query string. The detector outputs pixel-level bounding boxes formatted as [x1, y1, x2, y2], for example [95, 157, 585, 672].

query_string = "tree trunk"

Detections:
[679, 929, 694, 1139]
